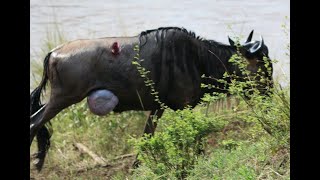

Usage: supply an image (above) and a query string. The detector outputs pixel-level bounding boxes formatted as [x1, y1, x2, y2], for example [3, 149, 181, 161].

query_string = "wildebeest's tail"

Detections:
[30, 52, 53, 172]
[30, 52, 52, 115]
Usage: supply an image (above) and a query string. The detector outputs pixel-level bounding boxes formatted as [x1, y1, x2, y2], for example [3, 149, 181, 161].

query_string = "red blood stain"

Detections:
[112, 42, 120, 55]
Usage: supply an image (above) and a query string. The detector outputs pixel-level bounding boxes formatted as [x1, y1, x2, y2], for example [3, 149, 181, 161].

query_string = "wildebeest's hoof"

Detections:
[31, 152, 45, 172]
[132, 159, 141, 169]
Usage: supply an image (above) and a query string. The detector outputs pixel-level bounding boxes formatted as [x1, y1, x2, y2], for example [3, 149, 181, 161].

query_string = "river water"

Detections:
[30, 0, 290, 86]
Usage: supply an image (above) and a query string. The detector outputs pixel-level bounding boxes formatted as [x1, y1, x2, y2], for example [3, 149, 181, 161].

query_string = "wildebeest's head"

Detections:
[228, 30, 273, 93]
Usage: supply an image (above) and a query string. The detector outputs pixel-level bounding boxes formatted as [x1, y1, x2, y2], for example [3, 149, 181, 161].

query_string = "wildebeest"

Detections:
[30, 27, 273, 170]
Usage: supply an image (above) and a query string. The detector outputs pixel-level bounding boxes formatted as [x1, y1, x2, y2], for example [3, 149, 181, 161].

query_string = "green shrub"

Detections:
[131, 108, 225, 179]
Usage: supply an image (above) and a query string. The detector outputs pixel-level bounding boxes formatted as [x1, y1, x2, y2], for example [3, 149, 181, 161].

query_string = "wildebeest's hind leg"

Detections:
[30, 94, 82, 147]
[30, 103, 53, 171]
[132, 109, 164, 168]
[32, 123, 52, 171]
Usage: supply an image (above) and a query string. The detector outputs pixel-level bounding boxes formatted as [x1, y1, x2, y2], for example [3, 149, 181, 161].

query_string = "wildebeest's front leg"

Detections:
[142, 109, 164, 136]
[133, 109, 164, 168]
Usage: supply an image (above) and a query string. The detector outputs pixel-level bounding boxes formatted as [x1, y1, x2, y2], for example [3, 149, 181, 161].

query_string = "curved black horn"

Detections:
[228, 36, 235, 46]
[246, 30, 254, 43]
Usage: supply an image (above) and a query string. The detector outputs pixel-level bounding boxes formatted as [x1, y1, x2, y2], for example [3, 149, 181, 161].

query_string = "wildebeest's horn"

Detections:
[228, 36, 235, 46]
[249, 35, 264, 53]
[246, 30, 254, 43]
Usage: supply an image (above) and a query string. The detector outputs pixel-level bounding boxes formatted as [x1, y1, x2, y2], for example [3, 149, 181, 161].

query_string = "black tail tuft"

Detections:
[30, 87, 42, 115]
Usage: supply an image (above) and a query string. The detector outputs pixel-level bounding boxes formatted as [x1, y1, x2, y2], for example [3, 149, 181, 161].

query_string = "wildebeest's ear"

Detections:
[228, 36, 235, 46]
[246, 30, 254, 43]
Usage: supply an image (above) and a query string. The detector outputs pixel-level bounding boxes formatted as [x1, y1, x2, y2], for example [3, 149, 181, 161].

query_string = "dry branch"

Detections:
[73, 142, 136, 173]
[73, 143, 107, 166]
[112, 153, 135, 161]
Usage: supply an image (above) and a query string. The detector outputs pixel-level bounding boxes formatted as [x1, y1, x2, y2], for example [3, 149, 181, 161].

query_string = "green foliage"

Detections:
[201, 45, 289, 148]
[131, 108, 225, 179]
[188, 138, 289, 179]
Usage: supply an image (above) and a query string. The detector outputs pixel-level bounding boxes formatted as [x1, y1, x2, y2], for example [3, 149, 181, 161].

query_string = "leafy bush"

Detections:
[131, 108, 226, 179]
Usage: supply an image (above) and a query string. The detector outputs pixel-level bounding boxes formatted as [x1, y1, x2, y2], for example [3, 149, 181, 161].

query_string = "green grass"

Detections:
[132, 139, 289, 180]
[188, 138, 289, 180]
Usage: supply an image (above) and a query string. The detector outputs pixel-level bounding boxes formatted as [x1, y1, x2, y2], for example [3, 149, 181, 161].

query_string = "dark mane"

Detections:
[138, 26, 237, 101]
[139, 26, 227, 48]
